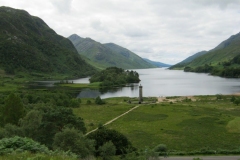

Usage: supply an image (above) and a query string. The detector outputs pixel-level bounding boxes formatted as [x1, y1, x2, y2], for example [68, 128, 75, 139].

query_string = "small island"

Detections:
[89, 67, 140, 87]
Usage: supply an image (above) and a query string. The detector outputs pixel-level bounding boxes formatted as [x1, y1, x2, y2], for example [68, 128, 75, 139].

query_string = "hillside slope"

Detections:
[170, 32, 240, 77]
[0, 6, 97, 78]
[143, 58, 172, 67]
[68, 34, 156, 69]
[170, 51, 207, 69]
[182, 32, 240, 68]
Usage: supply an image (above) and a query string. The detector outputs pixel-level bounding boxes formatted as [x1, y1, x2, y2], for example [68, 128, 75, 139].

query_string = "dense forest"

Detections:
[89, 67, 140, 87]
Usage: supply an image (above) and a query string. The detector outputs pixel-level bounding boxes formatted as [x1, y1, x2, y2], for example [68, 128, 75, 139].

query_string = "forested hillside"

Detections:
[170, 51, 207, 69]
[170, 32, 240, 78]
[68, 34, 156, 69]
[0, 7, 97, 78]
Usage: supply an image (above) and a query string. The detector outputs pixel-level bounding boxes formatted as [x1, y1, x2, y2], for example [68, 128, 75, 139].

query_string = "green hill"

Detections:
[68, 34, 156, 69]
[170, 32, 240, 77]
[0, 6, 97, 78]
[170, 51, 207, 69]
[187, 32, 240, 67]
[143, 58, 172, 67]
[189, 33, 240, 67]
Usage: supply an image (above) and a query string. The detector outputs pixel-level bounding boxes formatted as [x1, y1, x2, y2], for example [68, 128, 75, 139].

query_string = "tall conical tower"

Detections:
[139, 84, 143, 103]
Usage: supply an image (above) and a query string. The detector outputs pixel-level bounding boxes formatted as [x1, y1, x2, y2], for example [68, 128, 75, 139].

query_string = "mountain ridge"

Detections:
[143, 58, 172, 67]
[68, 34, 156, 69]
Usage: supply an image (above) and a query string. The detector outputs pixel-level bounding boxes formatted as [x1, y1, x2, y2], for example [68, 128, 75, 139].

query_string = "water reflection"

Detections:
[31, 68, 240, 99]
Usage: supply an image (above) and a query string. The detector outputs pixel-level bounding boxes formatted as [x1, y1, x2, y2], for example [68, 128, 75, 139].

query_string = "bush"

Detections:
[98, 141, 116, 160]
[87, 127, 135, 155]
[95, 96, 105, 105]
[0, 136, 50, 155]
[154, 144, 167, 152]
[53, 127, 95, 158]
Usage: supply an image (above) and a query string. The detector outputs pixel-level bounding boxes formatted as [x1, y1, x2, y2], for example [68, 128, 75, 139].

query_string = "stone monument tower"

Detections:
[139, 84, 143, 103]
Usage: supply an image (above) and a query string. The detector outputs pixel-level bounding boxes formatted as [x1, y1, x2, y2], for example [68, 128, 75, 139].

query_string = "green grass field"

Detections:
[75, 95, 240, 152]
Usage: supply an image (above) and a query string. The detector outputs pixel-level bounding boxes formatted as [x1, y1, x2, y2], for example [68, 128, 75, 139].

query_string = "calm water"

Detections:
[78, 68, 240, 99]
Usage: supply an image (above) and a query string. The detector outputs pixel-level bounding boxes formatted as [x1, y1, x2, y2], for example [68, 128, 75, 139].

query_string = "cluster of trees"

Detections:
[89, 67, 140, 87]
[184, 64, 213, 73]
[0, 91, 134, 159]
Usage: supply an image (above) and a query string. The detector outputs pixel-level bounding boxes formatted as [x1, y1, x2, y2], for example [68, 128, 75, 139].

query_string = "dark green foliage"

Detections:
[233, 98, 240, 106]
[153, 144, 167, 152]
[216, 94, 223, 100]
[19, 110, 42, 140]
[53, 128, 95, 158]
[69, 98, 81, 108]
[0, 7, 97, 78]
[86, 100, 92, 104]
[95, 96, 105, 105]
[35, 107, 86, 148]
[90, 67, 140, 87]
[184, 66, 193, 72]
[87, 127, 134, 155]
[0, 136, 50, 155]
[231, 96, 236, 102]
[0, 124, 24, 139]
[1, 93, 25, 126]
[98, 141, 116, 160]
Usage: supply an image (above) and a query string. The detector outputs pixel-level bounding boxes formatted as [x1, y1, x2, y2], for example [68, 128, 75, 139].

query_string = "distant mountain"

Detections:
[177, 32, 240, 68]
[68, 34, 156, 69]
[0, 6, 97, 78]
[170, 51, 207, 69]
[170, 32, 240, 78]
[143, 58, 172, 67]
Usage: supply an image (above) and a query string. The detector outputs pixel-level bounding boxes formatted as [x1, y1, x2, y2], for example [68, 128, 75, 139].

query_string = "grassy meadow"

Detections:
[75, 95, 240, 152]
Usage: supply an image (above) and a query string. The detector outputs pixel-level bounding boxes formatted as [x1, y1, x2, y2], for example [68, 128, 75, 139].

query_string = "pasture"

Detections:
[74, 95, 240, 152]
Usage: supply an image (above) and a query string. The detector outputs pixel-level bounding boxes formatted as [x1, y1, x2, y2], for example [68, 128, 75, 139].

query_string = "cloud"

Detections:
[50, 0, 73, 13]
[1, 0, 240, 64]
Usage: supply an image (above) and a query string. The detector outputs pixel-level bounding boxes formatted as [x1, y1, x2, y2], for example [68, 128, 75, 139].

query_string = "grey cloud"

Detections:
[50, 0, 73, 13]
[1, 0, 240, 64]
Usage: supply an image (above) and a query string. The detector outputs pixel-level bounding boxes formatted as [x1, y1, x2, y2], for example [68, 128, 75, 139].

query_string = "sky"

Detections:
[1, 0, 240, 65]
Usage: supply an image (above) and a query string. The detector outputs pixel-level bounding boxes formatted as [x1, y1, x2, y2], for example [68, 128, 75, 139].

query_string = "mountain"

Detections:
[170, 32, 240, 77]
[175, 32, 240, 69]
[0, 6, 97, 78]
[68, 34, 156, 69]
[169, 51, 207, 69]
[143, 58, 172, 67]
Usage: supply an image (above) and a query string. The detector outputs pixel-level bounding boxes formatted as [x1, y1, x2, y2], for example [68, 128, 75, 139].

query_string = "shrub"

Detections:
[0, 136, 50, 155]
[53, 127, 95, 158]
[98, 141, 116, 160]
[95, 96, 105, 105]
[87, 127, 135, 155]
[154, 144, 167, 152]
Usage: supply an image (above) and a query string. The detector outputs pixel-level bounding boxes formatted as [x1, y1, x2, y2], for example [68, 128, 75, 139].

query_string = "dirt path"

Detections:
[85, 105, 140, 135]
[157, 96, 197, 103]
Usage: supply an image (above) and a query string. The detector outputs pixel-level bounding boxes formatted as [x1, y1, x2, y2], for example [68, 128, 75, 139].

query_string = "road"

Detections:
[160, 155, 240, 160]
